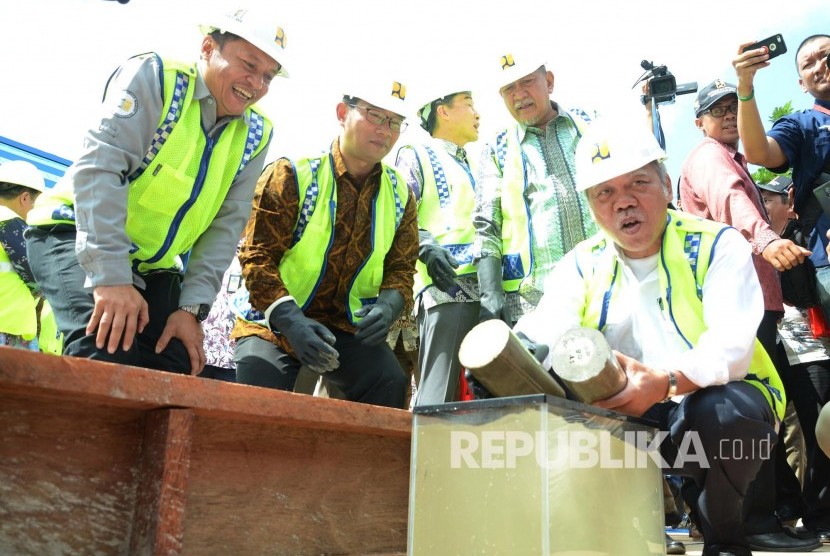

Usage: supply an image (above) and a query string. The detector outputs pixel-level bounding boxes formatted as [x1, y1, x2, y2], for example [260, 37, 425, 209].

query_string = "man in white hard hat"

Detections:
[394, 82, 481, 406]
[514, 118, 785, 556]
[473, 49, 597, 330]
[25, 7, 287, 374]
[230, 80, 418, 408]
[0, 161, 62, 355]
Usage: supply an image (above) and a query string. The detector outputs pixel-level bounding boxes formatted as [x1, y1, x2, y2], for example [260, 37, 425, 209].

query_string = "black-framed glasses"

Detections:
[348, 103, 408, 132]
[706, 104, 739, 118]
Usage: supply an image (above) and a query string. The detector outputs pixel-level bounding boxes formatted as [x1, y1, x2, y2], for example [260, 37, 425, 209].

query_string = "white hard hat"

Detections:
[415, 83, 473, 124]
[345, 79, 410, 118]
[199, 7, 289, 78]
[495, 49, 546, 90]
[0, 160, 46, 193]
[575, 118, 667, 192]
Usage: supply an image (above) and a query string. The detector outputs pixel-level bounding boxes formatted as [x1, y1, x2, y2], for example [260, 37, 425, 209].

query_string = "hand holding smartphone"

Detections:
[742, 33, 787, 60]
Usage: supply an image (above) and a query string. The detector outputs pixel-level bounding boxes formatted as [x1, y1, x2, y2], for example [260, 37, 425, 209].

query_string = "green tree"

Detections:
[751, 101, 794, 185]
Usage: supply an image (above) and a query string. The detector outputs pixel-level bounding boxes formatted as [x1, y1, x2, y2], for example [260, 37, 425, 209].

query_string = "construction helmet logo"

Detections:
[274, 27, 286, 49]
[392, 82, 406, 100]
[230, 8, 247, 23]
[590, 141, 611, 164]
[500, 54, 515, 70]
[714, 79, 726, 89]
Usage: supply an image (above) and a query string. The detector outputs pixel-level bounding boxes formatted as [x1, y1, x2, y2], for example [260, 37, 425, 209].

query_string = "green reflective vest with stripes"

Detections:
[574, 209, 785, 420]
[27, 54, 272, 275]
[408, 142, 477, 297]
[0, 206, 63, 354]
[489, 108, 592, 292]
[232, 153, 409, 326]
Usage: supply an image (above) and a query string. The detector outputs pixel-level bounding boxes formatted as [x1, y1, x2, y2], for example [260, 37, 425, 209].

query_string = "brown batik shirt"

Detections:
[232, 138, 419, 356]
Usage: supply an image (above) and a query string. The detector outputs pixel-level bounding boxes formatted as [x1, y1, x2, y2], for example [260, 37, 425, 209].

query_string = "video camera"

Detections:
[636, 60, 697, 106]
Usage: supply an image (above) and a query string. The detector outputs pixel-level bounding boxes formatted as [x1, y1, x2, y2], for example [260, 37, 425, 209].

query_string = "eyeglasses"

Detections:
[706, 104, 739, 118]
[348, 104, 408, 132]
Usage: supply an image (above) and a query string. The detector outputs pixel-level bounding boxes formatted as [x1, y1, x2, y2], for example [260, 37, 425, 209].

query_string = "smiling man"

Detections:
[230, 80, 418, 409]
[473, 50, 597, 330]
[25, 7, 287, 375]
[515, 120, 786, 556]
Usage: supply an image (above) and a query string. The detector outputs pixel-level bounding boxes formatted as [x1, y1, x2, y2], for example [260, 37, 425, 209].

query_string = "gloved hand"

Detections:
[477, 255, 510, 324]
[420, 244, 460, 293]
[354, 289, 405, 345]
[516, 331, 549, 366]
[269, 301, 339, 373]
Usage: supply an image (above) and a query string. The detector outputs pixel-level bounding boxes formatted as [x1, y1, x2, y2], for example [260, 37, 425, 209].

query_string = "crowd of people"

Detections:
[1, 7, 828, 555]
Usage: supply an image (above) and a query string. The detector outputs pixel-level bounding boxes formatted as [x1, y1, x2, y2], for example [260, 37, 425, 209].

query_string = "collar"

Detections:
[814, 98, 830, 116]
[428, 137, 468, 163]
[516, 100, 563, 141]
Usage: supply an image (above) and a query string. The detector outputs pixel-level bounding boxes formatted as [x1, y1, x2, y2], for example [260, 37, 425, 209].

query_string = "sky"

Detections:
[1, 0, 828, 199]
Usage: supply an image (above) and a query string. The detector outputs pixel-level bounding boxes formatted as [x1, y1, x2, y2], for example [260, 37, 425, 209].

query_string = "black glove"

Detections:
[420, 244, 460, 293]
[516, 331, 549, 366]
[354, 289, 405, 345]
[477, 255, 510, 324]
[268, 301, 339, 373]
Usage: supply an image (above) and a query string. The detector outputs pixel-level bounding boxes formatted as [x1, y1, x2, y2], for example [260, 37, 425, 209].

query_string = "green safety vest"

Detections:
[574, 209, 785, 420]
[407, 142, 477, 296]
[0, 206, 63, 354]
[489, 108, 592, 292]
[232, 153, 409, 326]
[28, 53, 272, 275]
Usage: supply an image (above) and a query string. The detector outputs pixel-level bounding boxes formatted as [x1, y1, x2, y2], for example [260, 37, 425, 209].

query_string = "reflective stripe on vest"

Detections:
[575, 209, 786, 420]
[231, 153, 409, 326]
[410, 142, 477, 296]
[0, 206, 38, 338]
[490, 109, 591, 292]
[126, 55, 272, 274]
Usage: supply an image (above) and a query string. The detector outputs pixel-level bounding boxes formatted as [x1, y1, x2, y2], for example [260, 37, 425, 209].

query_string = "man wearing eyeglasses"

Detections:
[229, 81, 418, 409]
[678, 79, 818, 553]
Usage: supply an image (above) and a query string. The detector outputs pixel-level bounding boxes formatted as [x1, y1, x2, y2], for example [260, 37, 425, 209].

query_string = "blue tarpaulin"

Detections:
[0, 135, 71, 189]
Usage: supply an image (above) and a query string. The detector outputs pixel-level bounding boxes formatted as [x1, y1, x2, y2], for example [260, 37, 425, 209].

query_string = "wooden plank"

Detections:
[0, 347, 412, 437]
[130, 409, 194, 556]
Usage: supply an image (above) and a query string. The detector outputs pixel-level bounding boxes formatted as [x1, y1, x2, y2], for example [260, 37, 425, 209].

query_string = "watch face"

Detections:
[197, 304, 211, 321]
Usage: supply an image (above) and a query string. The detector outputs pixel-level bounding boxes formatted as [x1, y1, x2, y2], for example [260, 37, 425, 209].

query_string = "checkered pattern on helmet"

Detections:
[423, 145, 450, 209]
[291, 158, 322, 246]
[386, 167, 404, 229]
[684, 232, 703, 300]
[129, 72, 189, 182]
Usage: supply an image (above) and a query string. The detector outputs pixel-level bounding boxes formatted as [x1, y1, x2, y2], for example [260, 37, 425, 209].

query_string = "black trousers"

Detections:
[645, 382, 777, 549]
[234, 329, 408, 409]
[25, 226, 191, 374]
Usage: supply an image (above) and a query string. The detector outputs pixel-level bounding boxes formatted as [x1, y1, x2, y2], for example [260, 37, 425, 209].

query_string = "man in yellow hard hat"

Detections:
[25, 6, 288, 374]
[515, 117, 785, 556]
[230, 79, 418, 409]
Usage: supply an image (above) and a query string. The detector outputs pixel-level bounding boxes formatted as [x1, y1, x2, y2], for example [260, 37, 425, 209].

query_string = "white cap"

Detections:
[575, 118, 667, 192]
[0, 160, 46, 193]
[415, 83, 473, 125]
[200, 7, 289, 78]
[345, 79, 409, 118]
[495, 49, 546, 90]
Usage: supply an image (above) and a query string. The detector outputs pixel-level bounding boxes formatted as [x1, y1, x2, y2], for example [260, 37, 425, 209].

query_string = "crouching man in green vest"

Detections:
[230, 80, 418, 409]
[24, 7, 287, 374]
[514, 119, 785, 556]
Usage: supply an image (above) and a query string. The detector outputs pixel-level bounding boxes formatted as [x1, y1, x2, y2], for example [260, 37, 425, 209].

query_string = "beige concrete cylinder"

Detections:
[550, 327, 627, 403]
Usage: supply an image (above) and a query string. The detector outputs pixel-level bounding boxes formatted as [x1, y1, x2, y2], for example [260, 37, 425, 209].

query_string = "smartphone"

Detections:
[814, 178, 830, 216]
[742, 34, 787, 60]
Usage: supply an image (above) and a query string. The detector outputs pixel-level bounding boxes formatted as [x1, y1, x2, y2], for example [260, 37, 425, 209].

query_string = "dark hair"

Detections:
[208, 29, 242, 50]
[795, 34, 830, 72]
[0, 182, 39, 200]
[420, 91, 468, 134]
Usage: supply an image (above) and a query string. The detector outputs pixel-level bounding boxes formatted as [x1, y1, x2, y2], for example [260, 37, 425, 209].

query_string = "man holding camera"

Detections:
[734, 33, 830, 545]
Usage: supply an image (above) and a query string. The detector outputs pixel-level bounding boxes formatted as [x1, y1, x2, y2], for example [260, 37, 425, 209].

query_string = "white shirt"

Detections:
[514, 227, 763, 389]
